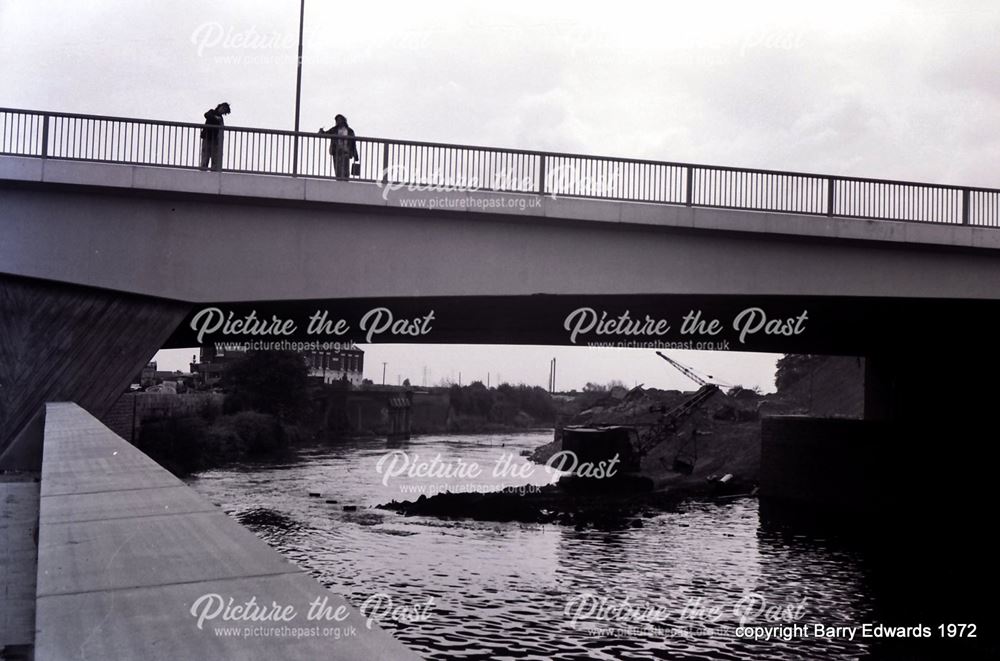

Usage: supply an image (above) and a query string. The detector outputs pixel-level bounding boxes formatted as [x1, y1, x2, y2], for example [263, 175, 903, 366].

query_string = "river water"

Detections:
[186, 431, 878, 660]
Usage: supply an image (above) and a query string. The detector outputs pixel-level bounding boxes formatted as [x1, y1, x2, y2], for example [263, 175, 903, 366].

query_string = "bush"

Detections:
[222, 351, 308, 422]
[135, 416, 209, 474]
[207, 411, 287, 458]
[136, 411, 290, 475]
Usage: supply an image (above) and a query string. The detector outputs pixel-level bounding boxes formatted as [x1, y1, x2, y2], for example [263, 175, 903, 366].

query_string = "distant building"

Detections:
[138, 361, 157, 388]
[190, 346, 365, 388]
[303, 348, 365, 386]
[132, 360, 193, 392]
[190, 345, 248, 388]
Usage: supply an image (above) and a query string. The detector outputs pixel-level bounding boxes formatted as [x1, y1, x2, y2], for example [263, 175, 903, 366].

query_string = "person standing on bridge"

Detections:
[319, 114, 359, 180]
[199, 102, 231, 171]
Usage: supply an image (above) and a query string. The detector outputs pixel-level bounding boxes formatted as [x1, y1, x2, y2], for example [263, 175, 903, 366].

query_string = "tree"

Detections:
[222, 351, 308, 422]
[466, 381, 492, 417]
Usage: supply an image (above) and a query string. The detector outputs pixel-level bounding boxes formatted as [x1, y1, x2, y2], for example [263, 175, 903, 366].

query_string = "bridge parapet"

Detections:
[3, 106, 1000, 227]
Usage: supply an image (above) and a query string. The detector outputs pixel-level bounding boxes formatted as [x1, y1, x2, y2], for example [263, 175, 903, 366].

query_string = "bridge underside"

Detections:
[3, 269, 1000, 459]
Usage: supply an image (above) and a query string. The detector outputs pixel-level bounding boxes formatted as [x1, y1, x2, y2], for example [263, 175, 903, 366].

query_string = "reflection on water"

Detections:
[187, 432, 876, 660]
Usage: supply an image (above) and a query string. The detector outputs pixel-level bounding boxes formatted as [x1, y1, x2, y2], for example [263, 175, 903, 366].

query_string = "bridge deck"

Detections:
[33, 402, 417, 660]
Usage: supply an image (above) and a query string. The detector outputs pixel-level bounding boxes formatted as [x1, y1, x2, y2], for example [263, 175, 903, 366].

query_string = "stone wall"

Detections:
[101, 393, 224, 442]
[778, 356, 866, 418]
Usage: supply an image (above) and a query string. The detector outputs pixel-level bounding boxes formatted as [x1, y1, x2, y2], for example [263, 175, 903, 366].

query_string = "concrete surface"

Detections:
[1, 155, 996, 251]
[0, 477, 39, 654]
[3, 156, 1000, 304]
[34, 403, 419, 660]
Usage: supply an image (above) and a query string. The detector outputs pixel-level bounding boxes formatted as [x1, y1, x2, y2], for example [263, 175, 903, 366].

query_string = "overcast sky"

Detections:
[4, 1, 997, 391]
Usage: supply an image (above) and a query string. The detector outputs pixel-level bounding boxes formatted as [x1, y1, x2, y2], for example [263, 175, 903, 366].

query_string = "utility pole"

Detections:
[382, 362, 387, 385]
[292, 0, 305, 175]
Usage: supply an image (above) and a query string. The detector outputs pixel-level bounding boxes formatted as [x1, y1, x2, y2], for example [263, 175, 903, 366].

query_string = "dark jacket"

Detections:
[201, 109, 225, 141]
[322, 125, 358, 160]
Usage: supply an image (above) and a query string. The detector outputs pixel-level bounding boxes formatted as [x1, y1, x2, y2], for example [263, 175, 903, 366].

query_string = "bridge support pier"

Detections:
[761, 347, 998, 655]
[763, 346, 998, 512]
[0, 274, 189, 468]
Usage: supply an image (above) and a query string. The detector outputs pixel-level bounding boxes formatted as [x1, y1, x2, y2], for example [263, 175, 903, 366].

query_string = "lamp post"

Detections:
[292, 0, 305, 175]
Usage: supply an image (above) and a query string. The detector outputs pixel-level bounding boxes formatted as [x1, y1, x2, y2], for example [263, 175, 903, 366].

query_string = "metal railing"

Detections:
[2, 107, 999, 227]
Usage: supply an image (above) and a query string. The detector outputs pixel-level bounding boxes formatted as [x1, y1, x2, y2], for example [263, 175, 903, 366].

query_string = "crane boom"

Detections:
[654, 351, 710, 387]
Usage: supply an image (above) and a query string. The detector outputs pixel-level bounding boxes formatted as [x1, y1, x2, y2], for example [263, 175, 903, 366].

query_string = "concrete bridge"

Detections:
[2, 108, 1000, 655]
[3, 118, 1000, 456]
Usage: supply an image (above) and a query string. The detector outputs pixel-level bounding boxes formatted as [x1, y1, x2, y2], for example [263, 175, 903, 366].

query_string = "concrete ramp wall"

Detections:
[34, 402, 417, 660]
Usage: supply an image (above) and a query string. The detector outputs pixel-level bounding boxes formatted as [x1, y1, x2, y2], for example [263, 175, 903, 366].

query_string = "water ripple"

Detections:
[188, 432, 873, 660]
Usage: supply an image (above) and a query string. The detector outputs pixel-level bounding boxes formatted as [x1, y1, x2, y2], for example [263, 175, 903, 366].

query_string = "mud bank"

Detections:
[378, 477, 754, 529]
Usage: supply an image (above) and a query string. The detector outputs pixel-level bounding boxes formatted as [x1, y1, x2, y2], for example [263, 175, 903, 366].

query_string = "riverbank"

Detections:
[131, 410, 302, 475]
[533, 385, 767, 493]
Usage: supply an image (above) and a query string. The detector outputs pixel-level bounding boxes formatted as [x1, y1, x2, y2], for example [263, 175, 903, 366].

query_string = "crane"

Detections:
[642, 352, 733, 473]
[556, 352, 730, 479]
[654, 351, 730, 388]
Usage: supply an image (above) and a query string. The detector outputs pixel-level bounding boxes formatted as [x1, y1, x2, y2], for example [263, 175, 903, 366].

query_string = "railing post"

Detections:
[962, 188, 970, 225]
[538, 154, 546, 195]
[827, 177, 836, 216]
[41, 113, 50, 158]
[381, 140, 390, 184]
[685, 166, 694, 206]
